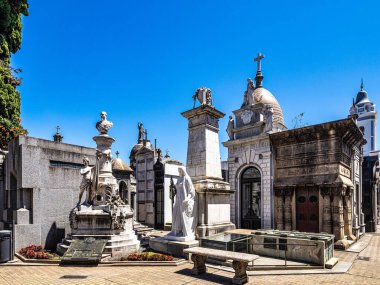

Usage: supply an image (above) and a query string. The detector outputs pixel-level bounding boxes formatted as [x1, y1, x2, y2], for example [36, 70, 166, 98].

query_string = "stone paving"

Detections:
[0, 233, 379, 285]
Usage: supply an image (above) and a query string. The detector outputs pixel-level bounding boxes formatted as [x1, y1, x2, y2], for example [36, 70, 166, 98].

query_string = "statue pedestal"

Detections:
[194, 179, 236, 238]
[165, 234, 195, 242]
[149, 237, 199, 258]
[58, 113, 140, 258]
[182, 104, 236, 238]
[58, 205, 140, 256]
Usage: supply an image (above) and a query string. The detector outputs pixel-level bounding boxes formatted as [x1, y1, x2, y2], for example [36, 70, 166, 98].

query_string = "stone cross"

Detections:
[254, 52, 265, 72]
[115, 151, 119, 158]
[56, 126, 60, 133]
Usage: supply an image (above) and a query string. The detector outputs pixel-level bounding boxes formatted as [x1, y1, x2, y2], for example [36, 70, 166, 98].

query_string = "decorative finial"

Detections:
[53, 125, 63, 143]
[115, 150, 120, 158]
[165, 149, 170, 158]
[360, 78, 364, 90]
[144, 129, 148, 141]
[253, 52, 265, 88]
[254, 52, 265, 72]
[192, 87, 213, 108]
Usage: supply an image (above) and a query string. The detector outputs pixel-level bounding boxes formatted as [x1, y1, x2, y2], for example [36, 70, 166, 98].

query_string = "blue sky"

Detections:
[13, 0, 380, 163]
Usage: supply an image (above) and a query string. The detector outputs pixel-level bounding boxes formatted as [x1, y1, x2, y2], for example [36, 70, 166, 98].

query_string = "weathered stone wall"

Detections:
[3, 135, 95, 250]
[135, 149, 155, 225]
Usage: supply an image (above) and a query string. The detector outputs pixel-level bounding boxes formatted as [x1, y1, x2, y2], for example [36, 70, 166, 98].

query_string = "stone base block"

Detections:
[14, 224, 41, 251]
[58, 231, 140, 256]
[334, 239, 350, 250]
[325, 257, 339, 269]
[165, 234, 196, 242]
[149, 237, 199, 257]
[197, 222, 236, 238]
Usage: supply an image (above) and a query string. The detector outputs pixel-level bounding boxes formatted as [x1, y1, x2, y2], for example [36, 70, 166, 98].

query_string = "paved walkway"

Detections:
[0, 232, 379, 284]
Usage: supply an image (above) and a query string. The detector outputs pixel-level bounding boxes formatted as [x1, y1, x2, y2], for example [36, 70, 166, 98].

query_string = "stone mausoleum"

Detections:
[223, 54, 367, 248]
[223, 53, 287, 229]
[270, 118, 366, 248]
[0, 127, 136, 251]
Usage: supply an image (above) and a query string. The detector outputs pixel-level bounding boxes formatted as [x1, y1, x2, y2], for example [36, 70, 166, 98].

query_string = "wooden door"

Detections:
[154, 186, 164, 229]
[296, 187, 319, 233]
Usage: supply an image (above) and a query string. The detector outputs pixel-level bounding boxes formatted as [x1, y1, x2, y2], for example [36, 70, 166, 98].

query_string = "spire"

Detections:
[360, 78, 364, 91]
[254, 52, 265, 88]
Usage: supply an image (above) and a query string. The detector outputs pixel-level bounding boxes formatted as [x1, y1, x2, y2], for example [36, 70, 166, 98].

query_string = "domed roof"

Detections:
[112, 158, 133, 172]
[253, 87, 285, 125]
[129, 143, 143, 160]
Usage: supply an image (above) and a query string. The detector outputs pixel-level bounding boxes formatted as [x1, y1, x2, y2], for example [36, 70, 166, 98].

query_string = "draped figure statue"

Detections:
[167, 167, 197, 240]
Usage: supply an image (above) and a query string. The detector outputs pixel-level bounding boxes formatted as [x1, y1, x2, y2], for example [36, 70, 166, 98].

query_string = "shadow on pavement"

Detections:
[174, 268, 232, 284]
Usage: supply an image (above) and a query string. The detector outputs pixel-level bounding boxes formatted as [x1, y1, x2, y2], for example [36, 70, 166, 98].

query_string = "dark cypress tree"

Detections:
[0, 0, 28, 149]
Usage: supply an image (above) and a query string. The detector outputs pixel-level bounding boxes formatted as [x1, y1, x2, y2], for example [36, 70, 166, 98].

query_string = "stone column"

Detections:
[283, 188, 293, 231]
[321, 187, 332, 234]
[332, 187, 348, 249]
[344, 187, 356, 241]
[274, 189, 284, 230]
[182, 104, 235, 237]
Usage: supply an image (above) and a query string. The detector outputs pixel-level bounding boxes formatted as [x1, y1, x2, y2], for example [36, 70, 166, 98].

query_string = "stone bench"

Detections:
[183, 247, 259, 284]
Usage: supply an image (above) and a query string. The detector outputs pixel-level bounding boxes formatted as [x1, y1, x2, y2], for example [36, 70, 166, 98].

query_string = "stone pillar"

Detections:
[332, 187, 348, 249]
[274, 189, 284, 230]
[182, 104, 235, 237]
[344, 187, 356, 241]
[283, 188, 293, 231]
[321, 188, 332, 234]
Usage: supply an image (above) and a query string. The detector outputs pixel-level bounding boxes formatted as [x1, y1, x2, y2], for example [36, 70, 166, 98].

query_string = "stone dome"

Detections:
[129, 143, 143, 161]
[112, 157, 133, 172]
[253, 87, 285, 125]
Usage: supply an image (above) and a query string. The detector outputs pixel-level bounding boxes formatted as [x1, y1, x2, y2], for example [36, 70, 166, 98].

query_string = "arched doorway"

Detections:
[119, 181, 128, 204]
[240, 167, 261, 229]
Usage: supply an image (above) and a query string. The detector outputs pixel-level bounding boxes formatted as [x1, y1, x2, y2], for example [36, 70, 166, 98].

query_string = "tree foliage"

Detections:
[0, 0, 28, 149]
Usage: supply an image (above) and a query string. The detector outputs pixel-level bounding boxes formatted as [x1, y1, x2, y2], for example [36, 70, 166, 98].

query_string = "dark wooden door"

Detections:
[155, 186, 164, 229]
[296, 187, 319, 233]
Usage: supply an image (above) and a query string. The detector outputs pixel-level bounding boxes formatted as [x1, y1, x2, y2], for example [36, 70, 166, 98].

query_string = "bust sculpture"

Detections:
[96, 111, 113, 135]
[167, 167, 197, 240]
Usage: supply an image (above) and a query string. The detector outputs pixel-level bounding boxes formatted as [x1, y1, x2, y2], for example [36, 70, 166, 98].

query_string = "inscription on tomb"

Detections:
[61, 238, 107, 265]
[263, 238, 277, 250]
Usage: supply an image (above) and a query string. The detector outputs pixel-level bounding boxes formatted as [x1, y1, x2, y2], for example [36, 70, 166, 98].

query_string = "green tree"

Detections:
[0, 0, 28, 149]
